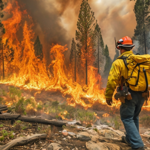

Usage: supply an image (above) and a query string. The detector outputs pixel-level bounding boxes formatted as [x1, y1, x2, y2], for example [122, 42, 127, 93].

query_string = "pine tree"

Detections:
[34, 36, 43, 60]
[94, 23, 105, 74]
[134, 0, 150, 54]
[0, 0, 5, 79]
[76, 0, 96, 85]
[70, 38, 77, 81]
[113, 49, 119, 62]
[104, 45, 112, 76]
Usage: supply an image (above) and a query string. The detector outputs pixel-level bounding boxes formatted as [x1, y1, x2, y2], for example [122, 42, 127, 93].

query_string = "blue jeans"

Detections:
[120, 90, 145, 149]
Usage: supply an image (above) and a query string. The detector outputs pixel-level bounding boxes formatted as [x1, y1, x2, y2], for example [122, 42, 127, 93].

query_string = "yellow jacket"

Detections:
[105, 51, 133, 99]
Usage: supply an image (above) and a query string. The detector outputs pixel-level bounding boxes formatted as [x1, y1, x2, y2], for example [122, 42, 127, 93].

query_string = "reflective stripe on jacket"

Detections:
[105, 51, 133, 99]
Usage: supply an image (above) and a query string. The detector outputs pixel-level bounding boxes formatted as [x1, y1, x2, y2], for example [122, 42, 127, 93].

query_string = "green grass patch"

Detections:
[0, 136, 4, 141]
[2, 130, 8, 137]
[0, 124, 3, 128]
[22, 126, 27, 130]
[9, 87, 22, 99]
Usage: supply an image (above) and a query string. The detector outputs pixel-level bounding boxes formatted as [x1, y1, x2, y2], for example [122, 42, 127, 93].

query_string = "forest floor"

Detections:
[0, 84, 150, 150]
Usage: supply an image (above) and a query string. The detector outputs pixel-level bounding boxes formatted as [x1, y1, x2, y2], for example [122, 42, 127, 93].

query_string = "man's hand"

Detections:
[106, 99, 112, 106]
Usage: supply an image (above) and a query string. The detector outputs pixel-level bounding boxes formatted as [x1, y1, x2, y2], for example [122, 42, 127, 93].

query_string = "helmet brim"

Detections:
[118, 44, 135, 48]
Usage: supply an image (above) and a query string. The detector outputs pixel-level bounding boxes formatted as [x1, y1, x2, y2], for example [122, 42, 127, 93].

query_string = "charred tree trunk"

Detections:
[85, 34, 88, 85]
[98, 36, 100, 74]
[75, 48, 76, 82]
[2, 43, 4, 79]
[0, 114, 67, 127]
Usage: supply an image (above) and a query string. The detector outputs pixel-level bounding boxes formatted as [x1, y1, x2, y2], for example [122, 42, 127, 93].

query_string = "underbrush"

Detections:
[100, 115, 122, 130]
[140, 115, 150, 127]
[0, 87, 97, 125]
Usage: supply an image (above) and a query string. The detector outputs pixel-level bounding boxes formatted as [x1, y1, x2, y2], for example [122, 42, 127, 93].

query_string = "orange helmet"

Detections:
[116, 36, 135, 49]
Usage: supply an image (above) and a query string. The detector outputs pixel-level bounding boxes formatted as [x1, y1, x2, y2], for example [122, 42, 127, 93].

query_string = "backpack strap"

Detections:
[118, 54, 132, 70]
[118, 56, 128, 70]
[143, 68, 148, 92]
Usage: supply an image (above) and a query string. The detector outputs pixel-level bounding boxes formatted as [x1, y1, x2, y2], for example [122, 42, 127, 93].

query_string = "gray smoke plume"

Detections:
[17, 0, 69, 45]
[12, 0, 137, 60]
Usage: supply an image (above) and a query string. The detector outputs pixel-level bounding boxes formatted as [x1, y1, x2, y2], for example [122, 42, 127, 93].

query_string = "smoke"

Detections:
[13, 0, 136, 59]
[54, 0, 137, 58]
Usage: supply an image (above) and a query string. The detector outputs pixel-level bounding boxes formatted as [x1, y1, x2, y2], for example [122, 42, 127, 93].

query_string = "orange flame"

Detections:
[102, 113, 110, 118]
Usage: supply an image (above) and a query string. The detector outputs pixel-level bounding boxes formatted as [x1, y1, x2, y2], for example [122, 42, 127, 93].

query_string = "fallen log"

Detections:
[0, 134, 47, 150]
[19, 116, 67, 127]
[0, 105, 8, 112]
[0, 114, 67, 127]
[0, 113, 20, 120]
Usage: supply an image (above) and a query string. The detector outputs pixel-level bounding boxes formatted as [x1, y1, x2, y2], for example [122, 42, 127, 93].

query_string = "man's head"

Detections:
[116, 36, 135, 54]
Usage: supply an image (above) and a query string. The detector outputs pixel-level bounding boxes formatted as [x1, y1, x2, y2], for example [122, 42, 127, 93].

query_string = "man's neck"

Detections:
[120, 49, 126, 54]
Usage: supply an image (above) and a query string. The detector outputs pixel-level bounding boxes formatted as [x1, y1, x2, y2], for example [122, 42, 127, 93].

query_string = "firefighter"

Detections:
[105, 36, 145, 150]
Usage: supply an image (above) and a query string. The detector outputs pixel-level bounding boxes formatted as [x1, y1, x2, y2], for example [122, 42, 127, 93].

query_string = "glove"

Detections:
[106, 98, 112, 106]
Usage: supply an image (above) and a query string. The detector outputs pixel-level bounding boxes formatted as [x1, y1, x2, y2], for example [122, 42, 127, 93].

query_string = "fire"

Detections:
[102, 113, 109, 118]
[0, 1, 149, 112]
[58, 110, 68, 120]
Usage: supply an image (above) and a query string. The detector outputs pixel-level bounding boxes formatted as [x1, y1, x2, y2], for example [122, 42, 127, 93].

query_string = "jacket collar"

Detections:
[118, 51, 133, 58]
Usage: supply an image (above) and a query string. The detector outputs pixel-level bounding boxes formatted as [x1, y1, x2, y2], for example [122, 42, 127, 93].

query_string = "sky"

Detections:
[16, 0, 137, 59]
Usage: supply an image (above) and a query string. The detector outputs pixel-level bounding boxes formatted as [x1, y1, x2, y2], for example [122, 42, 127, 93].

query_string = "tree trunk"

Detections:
[98, 36, 100, 74]
[85, 33, 88, 85]
[2, 43, 4, 79]
[143, 30, 147, 54]
[143, 0, 147, 54]
[74, 48, 76, 82]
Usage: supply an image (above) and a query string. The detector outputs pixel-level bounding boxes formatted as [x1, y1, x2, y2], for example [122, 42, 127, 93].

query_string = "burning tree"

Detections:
[0, 0, 14, 79]
[76, 0, 96, 85]
[0, 0, 5, 79]
[34, 36, 43, 60]
[70, 38, 77, 82]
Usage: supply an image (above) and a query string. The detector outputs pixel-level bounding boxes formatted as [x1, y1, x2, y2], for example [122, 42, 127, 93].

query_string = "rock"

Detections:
[86, 141, 120, 150]
[77, 132, 91, 141]
[62, 130, 68, 136]
[114, 130, 125, 137]
[78, 131, 99, 142]
[87, 130, 98, 135]
[143, 131, 150, 137]
[91, 135, 99, 142]
[98, 129, 124, 140]
[75, 125, 86, 130]
[68, 120, 81, 125]
[47, 143, 62, 150]
[63, 138, 67, 141]
[67, 136, 71, 139]
[68, 132, 76, 136]
[78, 132, 90, 136]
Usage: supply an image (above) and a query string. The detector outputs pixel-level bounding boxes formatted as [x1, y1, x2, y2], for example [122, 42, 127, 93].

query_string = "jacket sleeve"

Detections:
[105, 61, 122, 99]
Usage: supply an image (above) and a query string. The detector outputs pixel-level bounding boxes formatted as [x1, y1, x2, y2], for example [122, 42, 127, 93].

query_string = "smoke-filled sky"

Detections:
[16, 0, 136, 59]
